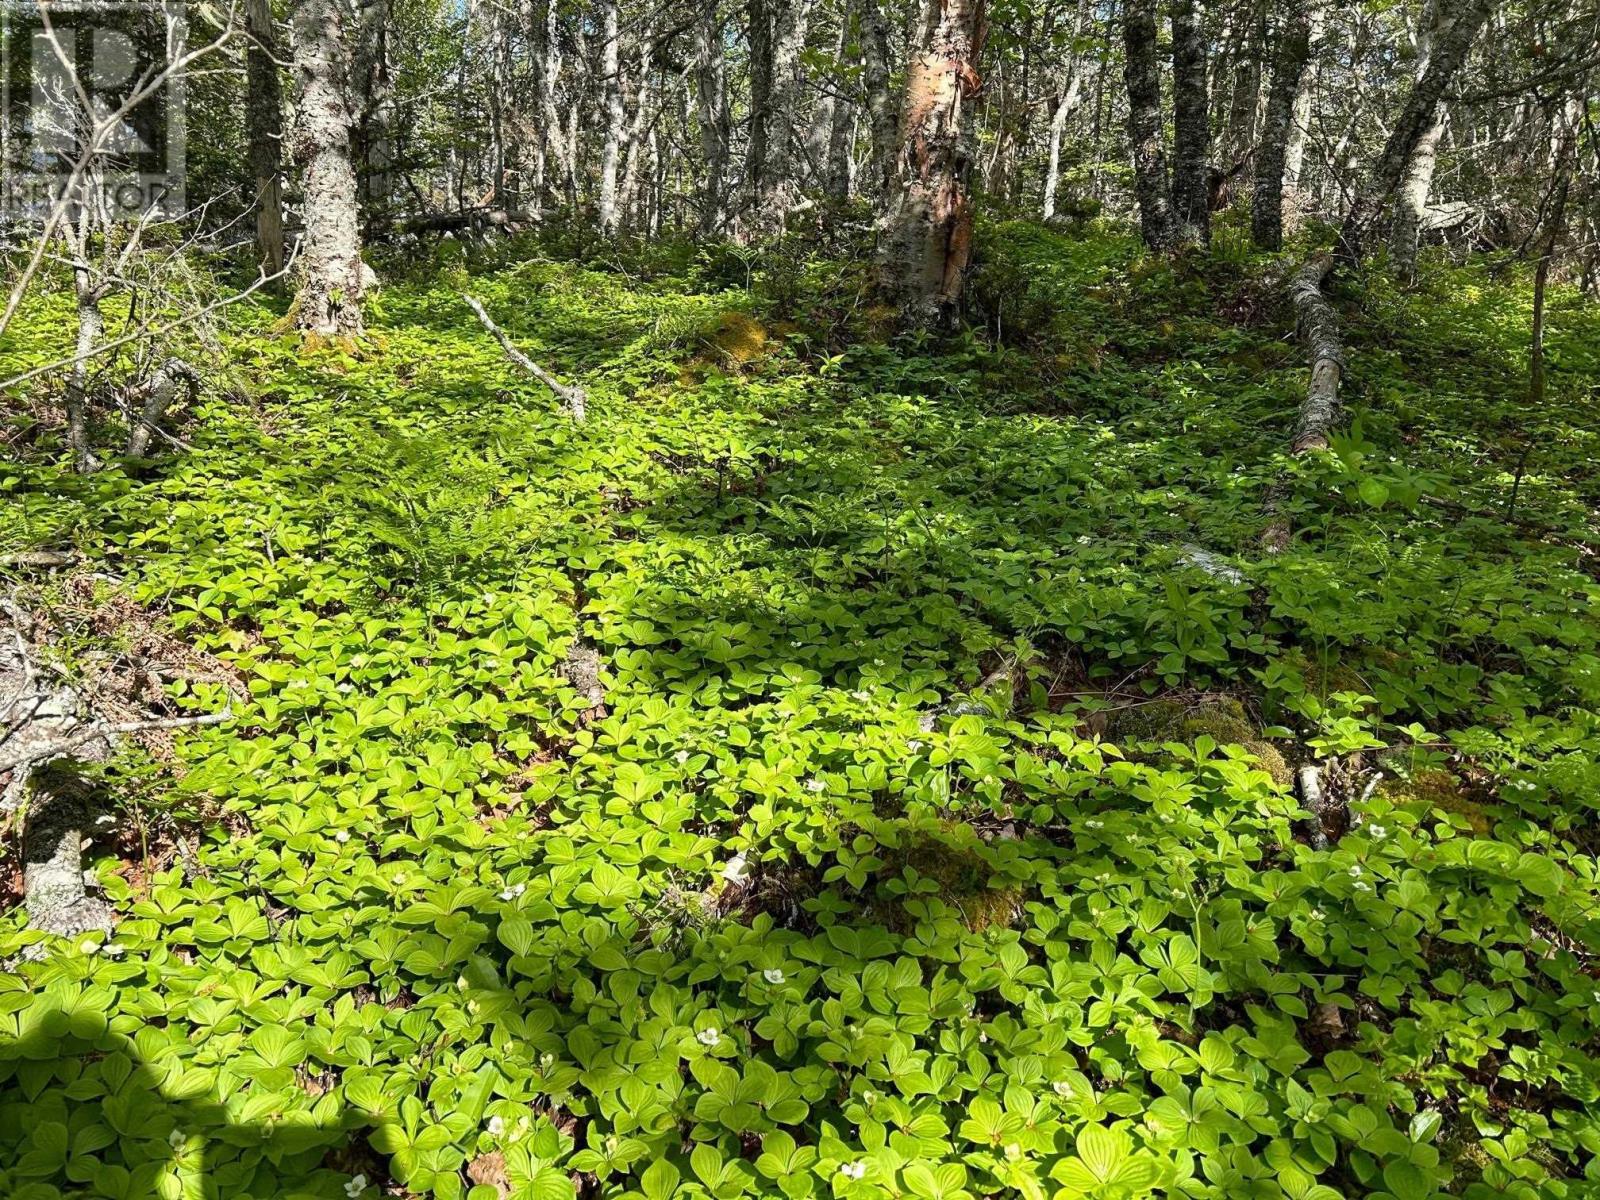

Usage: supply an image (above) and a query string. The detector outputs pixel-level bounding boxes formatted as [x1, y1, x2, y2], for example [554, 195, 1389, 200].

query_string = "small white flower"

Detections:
[791, 640, 803, 648]
[482, 594, 495, 605]
[762, 967, 785, 985]
[1368, 825, 1387, 839]
[872, 659, 885, 667]
[102, 942, 126, 958]
[1076, 535, 1092, 545]
[456, 976, 469, 991]
[696, 1027, 721, 1047]
[907, 739, 924, 752]
[1085, 819, 1104, 829]
[337, 682, 354, 694]
[1353, 882, 1372, 892]
[345, 1174, 368, 1199]
[862, 1089, 876, 1105]
[851, 690, 871, 701]
[393, 872, 407, 885]
[539, 1052, 555, 1069]
[675, 750, 691, 764]
[1348, 865, 1362, 877]
[1592, 991, 1600, 1004]
[1004, 1143, 1022, 1162]
[804, 777, 826, 793]
[487, 1115, 505, 1136]
[839, 1162, 867, 1181]
[1309, 908, 1324, 921]
[168, 1129, 186, 1150]
[498, 882, 527, 901]
[80, 939, 100, 956]
[1052, 1080, 1072, 1096]
[334, 830, 350, 843]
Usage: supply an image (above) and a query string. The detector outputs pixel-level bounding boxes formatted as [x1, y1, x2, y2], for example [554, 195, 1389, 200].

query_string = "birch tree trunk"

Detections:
[1251, 0, 1314, 250]
[621, 38, 655, 230]
[1334, 0, 1491, 270]
[1122, 0, 1180, 252]
[597, 0, 624, 236]
[754, 0, 815, 232]
[1388, 1, 1451, 281]
[877, 0, 987, 326]
[1170, 0, 1210, 244]
[246, 0, 285, 276]
[291, 0, 366, 337]
[1280, 3, 1321, 226]
[694, 8, 732, 235]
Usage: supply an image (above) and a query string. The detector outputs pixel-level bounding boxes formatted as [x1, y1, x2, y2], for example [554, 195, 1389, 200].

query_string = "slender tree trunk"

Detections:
[694, 8, 732, 235]
[1122, 0, 1180, 252]
[861, 0, 900, 207]
[1170, 0, 1210, 243]
[1280, 3, 1320, 226]
[597, 0, 624, 236]
[621, 38, 655, 231]
[746, 0, 774, 227]
[291, 0, 366, 337]
[1251, 0, 1314, 250]
[246, 0, 285, 276]
[755, 0, 815, 232]
[877, 0, 987, 325]
[1334, 0, 1491, 270]
[1387, 0, 1452, 281]
[806, 12, 853, 204]
[66, 267, 105, 474]
[352, 0, 395, 225]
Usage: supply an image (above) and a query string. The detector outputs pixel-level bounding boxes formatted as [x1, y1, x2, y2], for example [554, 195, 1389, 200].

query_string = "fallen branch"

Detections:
[1287, 256, 1344, 453]
[125, 357, 201, 457]
[463, 295, 587, 424]
[0, 707, 232, 776]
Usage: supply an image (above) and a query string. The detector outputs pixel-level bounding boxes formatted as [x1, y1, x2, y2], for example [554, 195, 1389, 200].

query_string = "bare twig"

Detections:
[463, 294, 587, 423]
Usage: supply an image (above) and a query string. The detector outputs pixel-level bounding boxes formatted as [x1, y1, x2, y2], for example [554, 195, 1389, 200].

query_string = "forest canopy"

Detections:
[2, 2, 1599, 1200]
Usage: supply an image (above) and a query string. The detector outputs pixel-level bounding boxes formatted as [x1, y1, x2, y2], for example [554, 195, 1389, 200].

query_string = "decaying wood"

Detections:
[125, 358, 200, 457]
[2, 593, 231, 935]
[1287, 256, 1344, 453]
[464, 295, 587, 423]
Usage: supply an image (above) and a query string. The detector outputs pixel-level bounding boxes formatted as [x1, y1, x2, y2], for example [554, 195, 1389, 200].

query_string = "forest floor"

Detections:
[3, 220, 1600, 1200]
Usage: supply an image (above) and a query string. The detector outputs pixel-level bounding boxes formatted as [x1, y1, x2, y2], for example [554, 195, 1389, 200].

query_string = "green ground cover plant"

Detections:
[2, 224, 1599, 1200]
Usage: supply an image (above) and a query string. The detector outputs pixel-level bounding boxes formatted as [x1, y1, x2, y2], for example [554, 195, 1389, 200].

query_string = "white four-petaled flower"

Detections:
[1348, 865, 1362, 877]
[762, 967, 785, 985]
[676, 750, 691, 764]
[487, 1115, 505, 1136]
[1368, 824, 1387, 838]
[168, 1129, 186, 1150]
[805, 778, 826, 793]
[696, 1027, 720, 1047]
[345, 1174, 367, 1198]
[839, 1162, 866, 1180]
[334, 830, 350, 843]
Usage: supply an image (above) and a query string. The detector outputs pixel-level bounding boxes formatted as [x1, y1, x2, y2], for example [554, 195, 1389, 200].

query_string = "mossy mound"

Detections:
[876, 821, 1024, 933]
[1109, 695, 1292, 786]
[1380, 768, 1491, 834]
[701, 310, 771, 368]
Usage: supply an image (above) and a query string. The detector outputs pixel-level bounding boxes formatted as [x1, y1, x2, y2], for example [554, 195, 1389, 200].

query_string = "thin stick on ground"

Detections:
[463, 295, 587, 423]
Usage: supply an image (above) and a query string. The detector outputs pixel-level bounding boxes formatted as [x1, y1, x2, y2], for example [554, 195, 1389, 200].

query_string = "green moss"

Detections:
[1108, 696, 1291, 785]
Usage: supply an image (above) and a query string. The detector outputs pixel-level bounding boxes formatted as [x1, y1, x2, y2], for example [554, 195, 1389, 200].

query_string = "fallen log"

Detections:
[463, 295, 587, 424]
[125, 357, 200, 457]
[1287, 256, 1344, 453]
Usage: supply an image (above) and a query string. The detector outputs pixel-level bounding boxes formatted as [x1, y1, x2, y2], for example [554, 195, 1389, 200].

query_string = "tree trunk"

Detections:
[754, 0, 815, 233]
[877, 0, 987, 326]
[861, 0, 900, 208]
[65, 267, 105, 474]
[621, 37, 655, 231]
[291, 0, 366, 337]
[1170, 0, 1210, 243]
[1122, 0, 1180, 252]
[597, 0, 624, 236]
[352, 0, 396, 225]
[1387, 0, 1453, 281]
[1251, 0, 1314, 250]
[694, 8, 732, 235]
[245, 0, 285, 276]
[1334, 0, 1491, 270]
[746, 0, 774, 226]
[806, 13, 853, 204]
[1280, 3, 1321, 227]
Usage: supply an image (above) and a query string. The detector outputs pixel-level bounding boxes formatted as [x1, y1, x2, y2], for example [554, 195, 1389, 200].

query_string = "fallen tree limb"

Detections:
[1287, 256, 1344, 453]
[0, 707, 232, 776]
[463, 295, 587, 424]
[125, 357, 201, 457]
